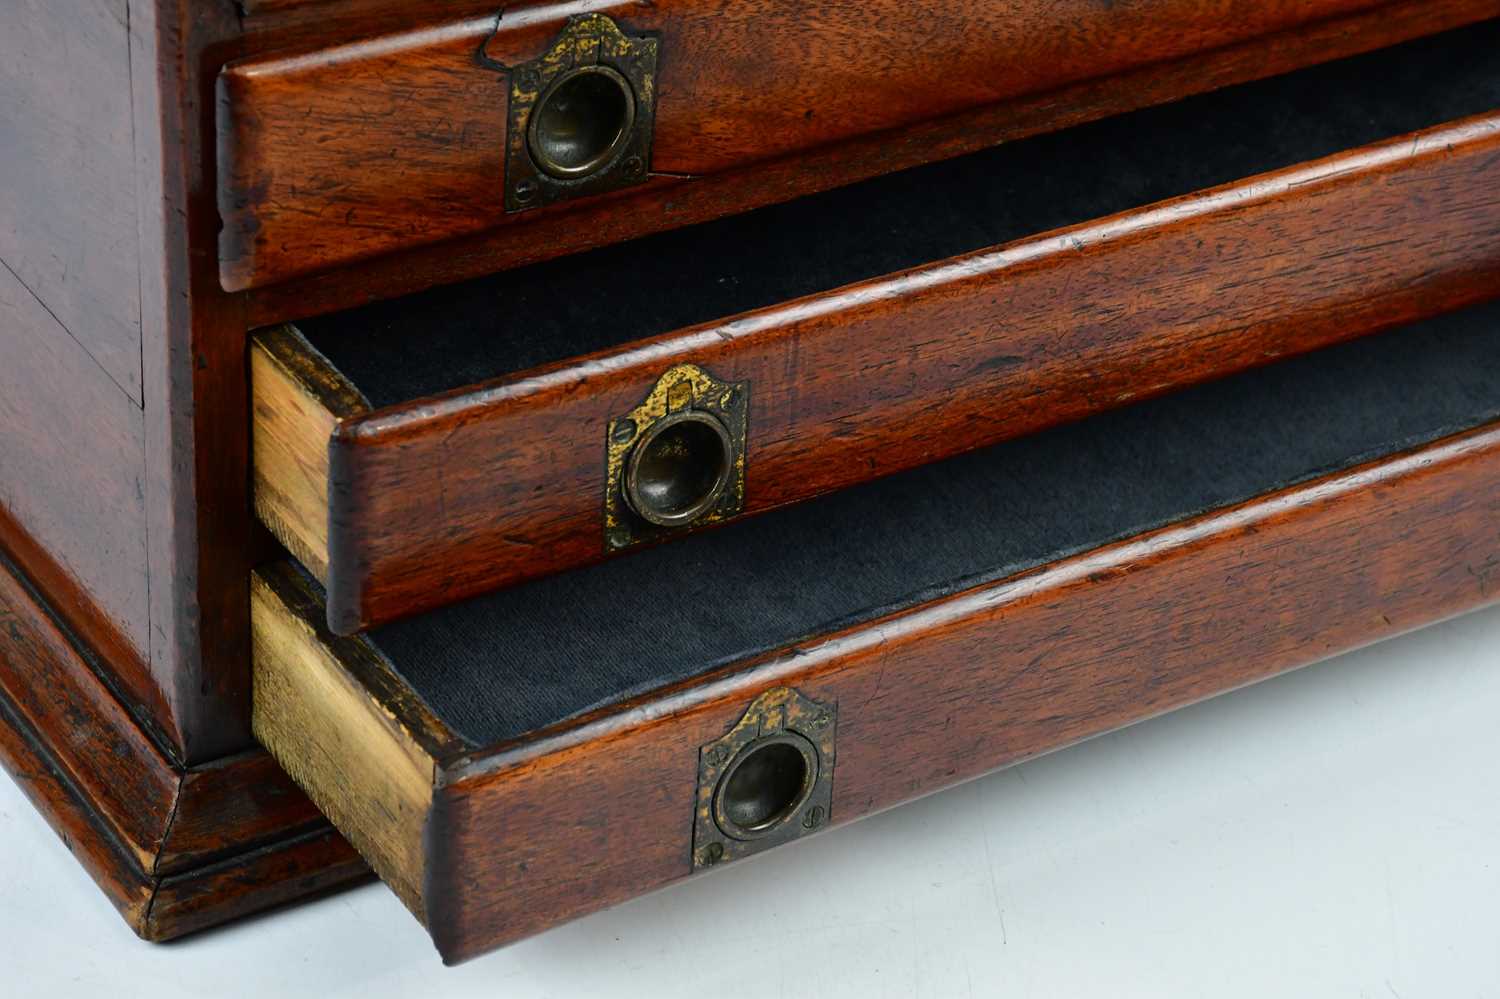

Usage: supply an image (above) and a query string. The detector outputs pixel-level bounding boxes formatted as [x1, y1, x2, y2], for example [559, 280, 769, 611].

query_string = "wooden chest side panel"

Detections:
[0, 265, 150, 675]
[0, 0, 142, 402]
[218, 0, 1392, 290]
[428, 424, 1500, 961]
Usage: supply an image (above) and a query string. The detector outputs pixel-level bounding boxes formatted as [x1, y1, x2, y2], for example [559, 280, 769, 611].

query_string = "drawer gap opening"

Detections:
[300, 302, 1500, 748]
[292, 21, 1500, 410]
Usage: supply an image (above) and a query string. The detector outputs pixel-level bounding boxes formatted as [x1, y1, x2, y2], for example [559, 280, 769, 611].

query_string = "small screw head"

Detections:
[623, 155, 645, 178]
[611, 418, 637, 445]
[607, 526, 632, 549]
[516, 68, 541, 90]
[701, 842, 724, 865]
[513, 178, 539, 204]
[802, 806, 825, 830]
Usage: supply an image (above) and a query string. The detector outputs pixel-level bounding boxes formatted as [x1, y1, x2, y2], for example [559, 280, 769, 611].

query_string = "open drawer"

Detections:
[253, 305, 1500, 962]
[253, 24, 1500, 634]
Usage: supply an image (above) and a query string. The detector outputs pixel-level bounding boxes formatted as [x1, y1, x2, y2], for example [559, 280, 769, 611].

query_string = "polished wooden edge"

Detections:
[144, 827, 370, 943]
[156, 749, 343, 877]
[239, 0, 329, 14]
[0, 544, 366, 941]
[424, 419, 1500, 961]
[139, 0, 260, 763]
[325, 427, 373, 635]
[248, 327, 375, 634]
[243, 0, 1500, 325]
[0, 684, 155, 930]
[237, 0, 534, 40]
[339, 111, 1500, 427]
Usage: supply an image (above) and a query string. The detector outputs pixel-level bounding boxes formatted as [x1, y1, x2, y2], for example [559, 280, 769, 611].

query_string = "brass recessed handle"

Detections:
[604, 364, 749, 552]
[692, 687, 837, 871]
[527, 64, 637, 179]
[505, 14, 659, 212]
[712, 732, 820, 841]
[623, 410, 734, 527]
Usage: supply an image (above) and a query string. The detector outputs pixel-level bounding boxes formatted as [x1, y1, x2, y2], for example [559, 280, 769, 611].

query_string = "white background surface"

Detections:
[3, 605, 1498, 998]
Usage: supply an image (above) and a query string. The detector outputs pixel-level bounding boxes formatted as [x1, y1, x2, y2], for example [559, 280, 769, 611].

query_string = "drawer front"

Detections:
[252, 112, 1500, 634]
[251, 416, 1500, 962]
[216, 0, 1438, 292]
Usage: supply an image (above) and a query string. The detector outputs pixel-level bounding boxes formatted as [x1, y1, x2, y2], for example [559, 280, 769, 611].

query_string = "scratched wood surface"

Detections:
[218, 0, 1424, 291]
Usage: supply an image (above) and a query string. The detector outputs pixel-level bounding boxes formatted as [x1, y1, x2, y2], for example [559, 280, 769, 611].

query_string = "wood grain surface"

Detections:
[251, 416, 1500, 961]
[217, 0, 1421, 291]
[0, 0, 143, 401]
[3, 0, 261, 764]
[238, 0, 1500, 325]
[0, 267, 153, 693]
[135, 0, 263, 761]
[254, 112, 1500, 633]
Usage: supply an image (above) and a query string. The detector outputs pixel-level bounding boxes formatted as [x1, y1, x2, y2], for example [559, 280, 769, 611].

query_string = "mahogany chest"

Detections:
[2, 0, 1498, 963]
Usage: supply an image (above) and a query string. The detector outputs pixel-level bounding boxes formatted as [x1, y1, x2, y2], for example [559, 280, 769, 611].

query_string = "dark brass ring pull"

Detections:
[527, 64, 637, 179]
[504, 14, 659, 212]
[605, 363, 747, 551]
[692, 687, 836, 869]
[623, 410, 734, 527]
[712, 732, 820, 841]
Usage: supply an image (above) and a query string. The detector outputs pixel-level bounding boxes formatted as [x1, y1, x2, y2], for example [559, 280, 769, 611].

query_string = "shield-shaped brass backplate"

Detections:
[503, 14, 659, 212]
[604, 363, 749, 553]
[691, 687, 837, 872]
